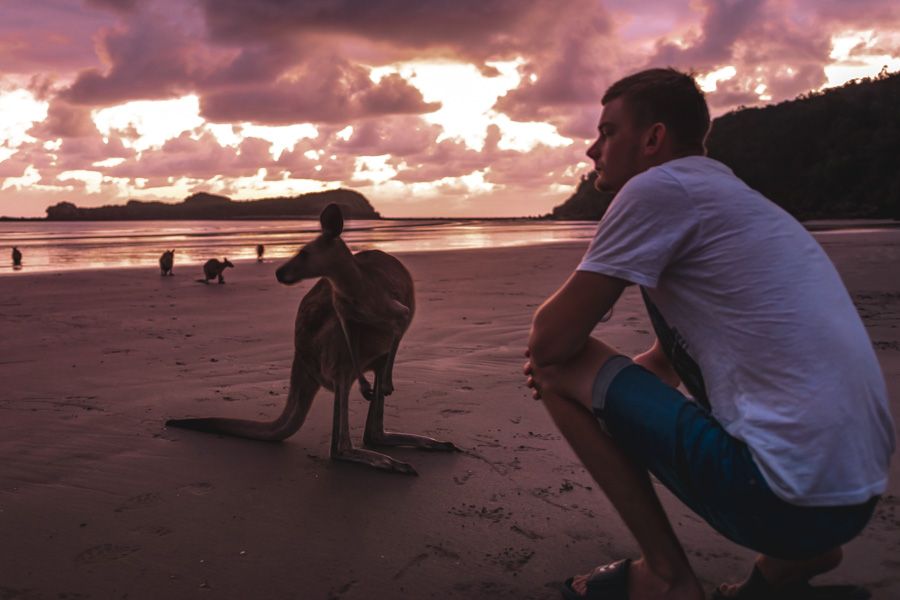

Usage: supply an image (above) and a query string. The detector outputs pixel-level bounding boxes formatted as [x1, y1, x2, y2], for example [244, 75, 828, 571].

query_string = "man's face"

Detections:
[586, 97, 647, 192]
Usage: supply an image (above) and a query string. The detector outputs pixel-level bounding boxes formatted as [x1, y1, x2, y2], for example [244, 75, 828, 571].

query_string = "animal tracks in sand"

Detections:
[484, 546, 535, 572]
[178, 481, 214, 496]
[448, 503, 512, 523]
[74, 543, 140, 566]
[114, 492, 160, 513]
[391, 543, 462, 581]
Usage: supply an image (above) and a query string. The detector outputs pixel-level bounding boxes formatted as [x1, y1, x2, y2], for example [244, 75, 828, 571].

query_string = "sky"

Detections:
[1, 0, 899, 218]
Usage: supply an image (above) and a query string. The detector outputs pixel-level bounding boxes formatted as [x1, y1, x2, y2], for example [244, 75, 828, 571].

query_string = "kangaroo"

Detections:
[159, 249, 175, 275]
[167, 203, 456, 474]
[198, 258, 234, 284]
[256, 244, 265, 262]
[12, 246, 22, 267]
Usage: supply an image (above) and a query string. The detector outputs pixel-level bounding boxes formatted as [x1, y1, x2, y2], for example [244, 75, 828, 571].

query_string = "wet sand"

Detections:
[0, 235, 897, 599]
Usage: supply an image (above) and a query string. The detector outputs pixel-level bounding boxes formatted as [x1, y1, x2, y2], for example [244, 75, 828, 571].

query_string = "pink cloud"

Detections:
[199, 0, 546, 61]
[0, 2, 114, 75]
[99, 132, 272, 180]
[200, 57, 440, 125]
[29, 99, 98, 138]
[62, 8, 228, 105]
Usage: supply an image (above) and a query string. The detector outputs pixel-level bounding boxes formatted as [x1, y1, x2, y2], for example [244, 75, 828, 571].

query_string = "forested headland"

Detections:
[44, 188, 380, 221]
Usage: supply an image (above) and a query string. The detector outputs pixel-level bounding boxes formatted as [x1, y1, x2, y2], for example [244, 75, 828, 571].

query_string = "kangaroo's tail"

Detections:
[165, 357, 318, 442]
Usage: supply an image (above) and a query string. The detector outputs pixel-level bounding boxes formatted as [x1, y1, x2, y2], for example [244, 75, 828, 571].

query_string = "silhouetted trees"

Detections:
[550, 171, 613, 220]
[706, 70, 899, 220]
[46, 189, 381, 220]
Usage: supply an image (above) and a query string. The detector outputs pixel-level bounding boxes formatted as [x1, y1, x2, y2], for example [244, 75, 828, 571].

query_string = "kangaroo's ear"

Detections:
[320, 203, 344, 239]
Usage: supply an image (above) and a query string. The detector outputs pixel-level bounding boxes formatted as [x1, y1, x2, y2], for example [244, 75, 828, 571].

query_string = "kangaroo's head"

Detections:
[223, 258, 234, 269]
[276, 203, 352, 285]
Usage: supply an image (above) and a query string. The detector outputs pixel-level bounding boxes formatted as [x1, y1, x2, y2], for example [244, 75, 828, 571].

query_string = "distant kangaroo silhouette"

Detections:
[159, 249, 175, 275]
[12, 246, 22, 267]
[167, 203, 456, 474]
[256, 244, 265, 262]
[198, 258, 233, 284]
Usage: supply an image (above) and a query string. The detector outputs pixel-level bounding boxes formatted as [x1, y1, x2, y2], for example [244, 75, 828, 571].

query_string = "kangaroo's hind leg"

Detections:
[329, 376, 417, 475]
[362, 346, 458, 452]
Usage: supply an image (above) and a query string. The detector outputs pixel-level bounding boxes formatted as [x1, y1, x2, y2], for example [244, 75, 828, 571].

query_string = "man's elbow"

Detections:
[528, 327, 573, 368]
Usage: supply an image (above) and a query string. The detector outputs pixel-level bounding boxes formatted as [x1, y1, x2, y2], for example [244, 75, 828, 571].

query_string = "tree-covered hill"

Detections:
[706, 70, 899, 219]
[45, 188, 380, 220]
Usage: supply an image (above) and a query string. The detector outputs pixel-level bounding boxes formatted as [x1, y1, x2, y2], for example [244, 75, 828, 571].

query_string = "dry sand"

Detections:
[0, 234, 898, 599]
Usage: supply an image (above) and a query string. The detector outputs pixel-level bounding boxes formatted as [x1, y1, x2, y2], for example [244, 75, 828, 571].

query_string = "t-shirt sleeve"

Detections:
[577, 169, 697, 288]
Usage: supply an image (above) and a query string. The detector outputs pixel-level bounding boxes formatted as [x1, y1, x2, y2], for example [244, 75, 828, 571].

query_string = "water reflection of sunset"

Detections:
[0, 220, 599, 274]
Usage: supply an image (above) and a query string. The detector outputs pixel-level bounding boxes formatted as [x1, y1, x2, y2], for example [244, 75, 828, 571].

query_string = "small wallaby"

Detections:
[167, 203, 456, 475]
[256, 244, 265, 262]
[198, 258, 234, 284]
[159, 249, 175, 275]
[12, 246, 22, 267]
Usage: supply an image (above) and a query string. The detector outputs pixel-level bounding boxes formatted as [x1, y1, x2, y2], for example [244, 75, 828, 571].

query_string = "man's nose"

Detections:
[586, 139, 601, 161]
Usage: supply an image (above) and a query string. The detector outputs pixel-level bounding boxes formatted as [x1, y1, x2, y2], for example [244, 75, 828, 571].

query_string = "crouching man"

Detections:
[524, 68, 894, 600]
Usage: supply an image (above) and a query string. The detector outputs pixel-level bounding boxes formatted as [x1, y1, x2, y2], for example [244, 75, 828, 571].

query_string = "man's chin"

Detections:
[593, 175, 616, 193]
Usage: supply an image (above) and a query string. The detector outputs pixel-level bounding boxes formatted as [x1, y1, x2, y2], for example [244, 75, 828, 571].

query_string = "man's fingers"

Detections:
[523, 361, 533, 375]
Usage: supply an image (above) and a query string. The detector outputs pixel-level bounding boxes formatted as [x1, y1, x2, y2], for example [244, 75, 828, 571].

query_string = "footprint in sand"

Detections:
[114, 492, 161, 513]
[179, 482, 214, 496]
[486, 547, 535, 572]
[131, 525, 173, 537]
[440, 408, 470, 416]
[74, 543, 140, 566]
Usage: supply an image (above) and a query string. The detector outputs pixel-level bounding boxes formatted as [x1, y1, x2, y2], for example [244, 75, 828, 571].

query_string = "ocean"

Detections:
[0, 219, 601, 274]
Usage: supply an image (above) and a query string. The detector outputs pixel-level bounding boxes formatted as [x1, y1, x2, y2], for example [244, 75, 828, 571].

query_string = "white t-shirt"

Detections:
[578, 155, 895, 507]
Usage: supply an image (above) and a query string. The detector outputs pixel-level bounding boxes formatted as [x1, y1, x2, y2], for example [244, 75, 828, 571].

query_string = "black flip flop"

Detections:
[561, 558, 631, 599]
[712, 565, 871, 600]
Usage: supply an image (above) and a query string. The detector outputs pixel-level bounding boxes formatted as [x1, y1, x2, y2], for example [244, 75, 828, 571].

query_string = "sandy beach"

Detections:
[1, 234, 898, 599]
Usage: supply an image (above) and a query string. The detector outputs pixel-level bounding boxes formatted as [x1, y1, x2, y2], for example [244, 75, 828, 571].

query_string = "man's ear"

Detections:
[644, 122, 667, 155]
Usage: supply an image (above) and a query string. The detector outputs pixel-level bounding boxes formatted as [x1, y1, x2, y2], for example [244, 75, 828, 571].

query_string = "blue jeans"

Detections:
[592, 360, 877, 560]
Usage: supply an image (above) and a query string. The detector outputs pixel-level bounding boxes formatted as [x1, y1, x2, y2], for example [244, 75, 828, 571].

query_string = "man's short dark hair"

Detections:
[602, 68, 710, 153]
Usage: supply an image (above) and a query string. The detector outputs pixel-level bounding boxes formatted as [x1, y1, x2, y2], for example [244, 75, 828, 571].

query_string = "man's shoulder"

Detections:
[616, 159, 699, 204]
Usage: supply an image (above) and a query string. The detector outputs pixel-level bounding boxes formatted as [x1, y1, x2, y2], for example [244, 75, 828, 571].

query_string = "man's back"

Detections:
[578, 155, 895, 506]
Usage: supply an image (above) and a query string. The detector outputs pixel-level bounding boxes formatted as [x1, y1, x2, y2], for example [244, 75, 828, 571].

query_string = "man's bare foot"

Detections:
[569, 558, 703, 600]
[716, 547, 843, 597]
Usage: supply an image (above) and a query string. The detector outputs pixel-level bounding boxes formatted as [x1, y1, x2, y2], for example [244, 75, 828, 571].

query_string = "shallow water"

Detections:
[0, 219, 600, 274]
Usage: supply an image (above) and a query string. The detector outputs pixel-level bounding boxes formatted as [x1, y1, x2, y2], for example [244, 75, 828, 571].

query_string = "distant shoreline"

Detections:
[1, 216, 898, 230]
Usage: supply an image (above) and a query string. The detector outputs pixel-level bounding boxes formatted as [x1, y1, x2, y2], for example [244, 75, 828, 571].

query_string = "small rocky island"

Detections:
[45, 188, 380, 220]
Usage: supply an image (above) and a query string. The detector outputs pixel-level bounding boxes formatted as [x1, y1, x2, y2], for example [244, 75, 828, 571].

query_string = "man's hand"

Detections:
[524, 339, 621, 412]
[523, 349, 542, 400]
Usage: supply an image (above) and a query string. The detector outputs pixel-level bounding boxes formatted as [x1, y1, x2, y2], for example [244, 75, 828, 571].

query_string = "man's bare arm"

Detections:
[528, 271, 626, 368]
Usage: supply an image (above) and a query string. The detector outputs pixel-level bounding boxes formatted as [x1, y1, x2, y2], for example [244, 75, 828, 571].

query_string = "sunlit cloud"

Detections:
[0, 88, 48, 162]
[92, 95, 204, 152]
[1, 165, 42, 190]
[237, 123, 318, 160]
[696, 66, 737, 92]
[58, 169, 104, 194]
[92, 157, 126, 167]
[352, 154, 397, 184]
[373, 59, 572, 153]
[824, 30, 900, 88]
